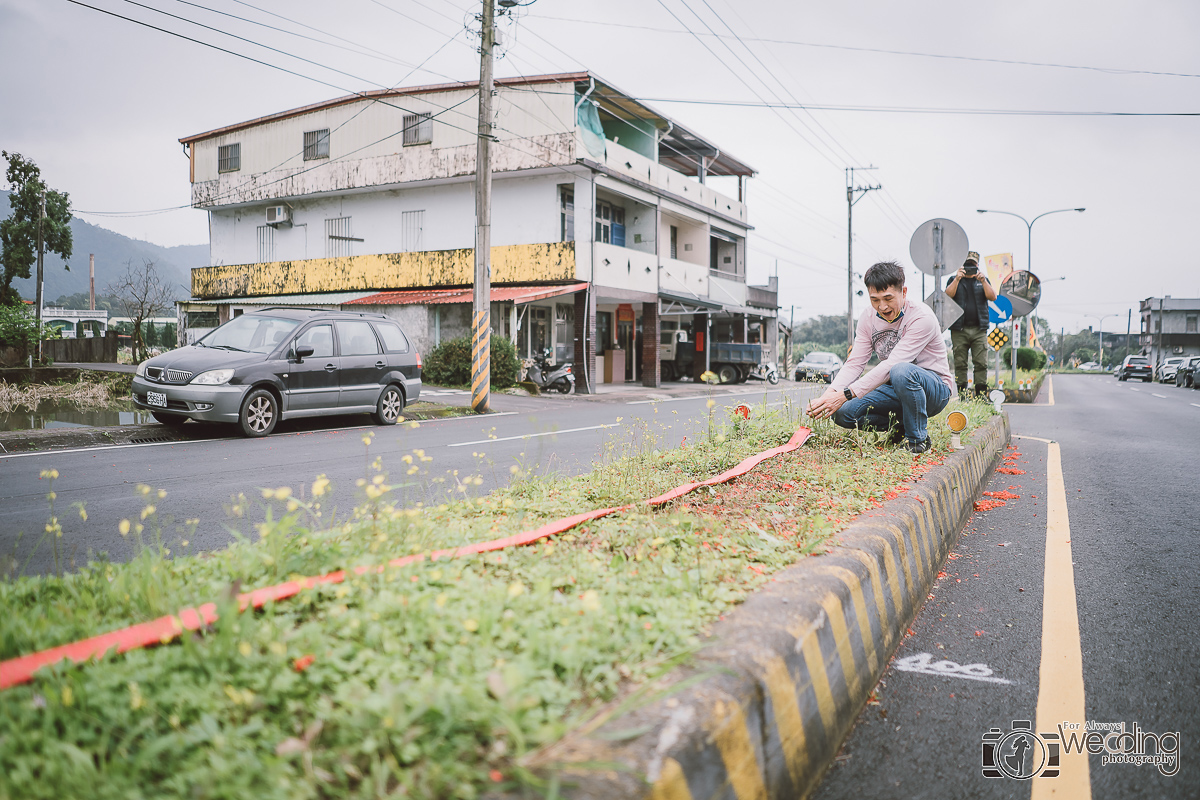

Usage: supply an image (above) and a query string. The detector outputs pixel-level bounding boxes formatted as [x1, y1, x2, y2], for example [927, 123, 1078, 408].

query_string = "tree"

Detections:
[0, 152, 73, 305]
[107, 259, 173, 363]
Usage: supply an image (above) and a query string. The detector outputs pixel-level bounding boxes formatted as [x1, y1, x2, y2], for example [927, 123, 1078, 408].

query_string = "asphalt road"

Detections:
[0, 381, 823, 577]
[813, 374, 1200, 798]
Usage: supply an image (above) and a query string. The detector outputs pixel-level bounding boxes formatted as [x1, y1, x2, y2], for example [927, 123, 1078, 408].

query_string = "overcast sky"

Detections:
[3, 0, 1198, 335]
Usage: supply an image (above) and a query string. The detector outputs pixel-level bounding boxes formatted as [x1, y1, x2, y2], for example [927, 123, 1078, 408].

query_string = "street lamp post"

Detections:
[977, 208, 1085, 383]
[1084, 313, 1118, 370]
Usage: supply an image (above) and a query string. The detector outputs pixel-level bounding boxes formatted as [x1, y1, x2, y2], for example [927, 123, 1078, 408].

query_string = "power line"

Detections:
[523, 14, 1200, 80]
[635, 96, 1200, 116]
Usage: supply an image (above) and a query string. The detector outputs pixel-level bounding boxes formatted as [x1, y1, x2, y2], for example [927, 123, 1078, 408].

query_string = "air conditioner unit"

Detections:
[265, 205, 292, 226]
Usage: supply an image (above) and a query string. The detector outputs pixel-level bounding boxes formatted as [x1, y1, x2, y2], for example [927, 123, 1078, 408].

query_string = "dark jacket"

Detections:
[948, 276, 988, 330]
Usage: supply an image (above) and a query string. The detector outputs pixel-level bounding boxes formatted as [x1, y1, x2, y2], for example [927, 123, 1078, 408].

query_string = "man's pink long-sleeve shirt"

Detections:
[830, 297, 955, 397]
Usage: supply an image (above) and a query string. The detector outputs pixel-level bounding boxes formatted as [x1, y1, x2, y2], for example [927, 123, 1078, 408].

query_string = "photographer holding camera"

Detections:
[946, 251, 997, 397]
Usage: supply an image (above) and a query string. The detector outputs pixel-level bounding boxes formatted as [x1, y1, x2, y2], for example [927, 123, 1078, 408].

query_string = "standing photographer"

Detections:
[946, 251, 997, 397]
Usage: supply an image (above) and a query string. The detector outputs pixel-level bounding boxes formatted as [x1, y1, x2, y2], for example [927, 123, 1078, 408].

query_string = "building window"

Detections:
[257, 224, 275, 262]
[560, 186, 574, 241]
[594, 201, 624, 245]
[670, 225, 678, 259]
[401, 210, 424, 251]
[1188, 315, 1198, 333]
[218, 143, 240, 173]
[326, 217, 354, 258]
[303, 129, 330, 160]
[403, 113, 432, 146]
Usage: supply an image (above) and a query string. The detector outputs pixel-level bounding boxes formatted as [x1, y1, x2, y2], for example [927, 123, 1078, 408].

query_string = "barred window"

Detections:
[401, 210, 424, 251]
[218, 143, 240, 173]
[326, 217, 355, 258]
[402, 113, 432, 146]
[257, 225, 275, 262]
[304, 129, 330, 161]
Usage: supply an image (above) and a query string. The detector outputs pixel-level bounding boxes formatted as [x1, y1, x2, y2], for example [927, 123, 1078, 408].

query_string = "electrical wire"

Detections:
[522, 14, 1200, 81]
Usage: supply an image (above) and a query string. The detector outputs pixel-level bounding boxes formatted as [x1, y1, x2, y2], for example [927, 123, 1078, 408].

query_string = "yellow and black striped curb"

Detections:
[523, 414, 1010, 800]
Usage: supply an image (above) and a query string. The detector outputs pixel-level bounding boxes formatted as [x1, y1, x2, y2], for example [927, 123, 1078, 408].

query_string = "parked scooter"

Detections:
[746, 362, 780, 385]
[525, 351, 575, 394]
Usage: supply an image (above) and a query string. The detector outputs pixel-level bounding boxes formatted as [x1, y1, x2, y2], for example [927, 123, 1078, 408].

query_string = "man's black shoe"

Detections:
[905, 436, 932, 454]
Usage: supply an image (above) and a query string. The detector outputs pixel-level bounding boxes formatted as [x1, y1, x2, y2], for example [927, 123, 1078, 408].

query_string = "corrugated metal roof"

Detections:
[188, 292, 376, 306]
[348, 283, 588, 306]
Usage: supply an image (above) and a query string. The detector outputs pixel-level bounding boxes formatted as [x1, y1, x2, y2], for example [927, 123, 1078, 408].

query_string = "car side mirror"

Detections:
[294, 345, 315, 361]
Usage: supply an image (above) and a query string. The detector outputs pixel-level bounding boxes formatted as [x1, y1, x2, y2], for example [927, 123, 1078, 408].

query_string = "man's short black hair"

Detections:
[864, 260, 906, 292]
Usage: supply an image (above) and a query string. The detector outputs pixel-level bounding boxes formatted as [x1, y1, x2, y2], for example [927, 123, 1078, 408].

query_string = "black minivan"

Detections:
[132, 308, 422, 437]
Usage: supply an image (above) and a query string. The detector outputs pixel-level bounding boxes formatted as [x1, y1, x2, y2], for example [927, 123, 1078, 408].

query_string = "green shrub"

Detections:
[1000, 346, 1047, 371]
[423, 335, 520, 389]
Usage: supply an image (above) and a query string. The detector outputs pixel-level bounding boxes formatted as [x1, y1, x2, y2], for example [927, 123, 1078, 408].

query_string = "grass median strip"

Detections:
[0, 397, 995, 799]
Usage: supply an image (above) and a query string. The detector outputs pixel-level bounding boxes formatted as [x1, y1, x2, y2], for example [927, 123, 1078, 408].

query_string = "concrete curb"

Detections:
[523, 413, 1011, 800]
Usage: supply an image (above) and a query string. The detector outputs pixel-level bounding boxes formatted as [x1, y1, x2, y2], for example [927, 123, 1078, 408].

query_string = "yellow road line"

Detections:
[1031, 441, 1090, 799]
[1047, 375, 1055, 405]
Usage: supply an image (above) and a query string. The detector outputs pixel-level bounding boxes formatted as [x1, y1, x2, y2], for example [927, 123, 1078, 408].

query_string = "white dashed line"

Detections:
[1152, 393, 1167, 399]
[1191, 403, 1200, 409]
[448, 422, 621, 447]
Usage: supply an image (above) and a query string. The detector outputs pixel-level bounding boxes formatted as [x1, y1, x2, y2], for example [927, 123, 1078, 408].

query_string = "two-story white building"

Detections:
[178, 71, 777, 392]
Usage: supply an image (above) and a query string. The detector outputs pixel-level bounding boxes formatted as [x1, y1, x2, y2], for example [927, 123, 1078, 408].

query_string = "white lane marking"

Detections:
[1130, 388, 1140, 392]
[625, 387, 801, 405]
[0, 438, 235, 460]
[894, 653, 1014, 685]
[1192, 404, 1200, 409]
[448, 422, 621, 447]
[1152, 393, 1167, 399]
[419, 411, 516, 422]
[1013, 434, 1055, 444]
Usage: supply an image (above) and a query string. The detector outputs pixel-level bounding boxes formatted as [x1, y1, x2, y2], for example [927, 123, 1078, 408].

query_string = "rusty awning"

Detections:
[346, 283, 588, 306]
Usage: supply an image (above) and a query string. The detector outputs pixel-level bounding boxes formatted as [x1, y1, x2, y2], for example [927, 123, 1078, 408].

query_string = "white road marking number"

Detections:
[894, 652, 1014, 684]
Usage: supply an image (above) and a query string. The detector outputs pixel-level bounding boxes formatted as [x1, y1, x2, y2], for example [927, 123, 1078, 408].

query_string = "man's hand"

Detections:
[806, 387, 848, 420]
[954, 267, 968, 280]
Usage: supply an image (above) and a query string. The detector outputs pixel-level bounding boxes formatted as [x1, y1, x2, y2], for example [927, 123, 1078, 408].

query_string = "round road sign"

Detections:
[909, 218, 969, 276]
[1000, 270, 1042, 317]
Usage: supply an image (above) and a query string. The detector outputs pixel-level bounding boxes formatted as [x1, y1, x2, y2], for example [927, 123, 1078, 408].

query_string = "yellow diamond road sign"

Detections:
[988, 328, 1010, 351]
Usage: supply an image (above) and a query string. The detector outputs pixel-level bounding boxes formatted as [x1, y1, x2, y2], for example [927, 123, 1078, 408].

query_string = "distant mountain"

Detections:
[1, 190, 208, 304]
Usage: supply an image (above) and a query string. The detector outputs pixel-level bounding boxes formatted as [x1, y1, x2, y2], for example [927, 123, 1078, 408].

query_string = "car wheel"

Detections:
[717, 364, 738, 384]
[1118, 374, 1126, 381]
[661, 362, 675, 382]
[151, 411, 187, 426]
[373, 384, 405, 425]
[239, 388, 278, 437]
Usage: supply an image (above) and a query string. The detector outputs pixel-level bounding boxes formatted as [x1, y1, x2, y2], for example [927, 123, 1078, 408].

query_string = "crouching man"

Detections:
[806, 260, 954, 454]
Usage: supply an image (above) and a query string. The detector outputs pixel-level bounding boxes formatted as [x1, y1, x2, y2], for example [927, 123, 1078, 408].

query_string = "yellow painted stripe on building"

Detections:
[816, 593, 861, 698]
[1031, 441, 1091, 800]
[650, 757, 695, 800]
[813, 566, 879, 674]
[711, 700, 768, 800]
[762, 656, 808, 791]
[190, 241, 576, 298]
[799, 635, 837, 738]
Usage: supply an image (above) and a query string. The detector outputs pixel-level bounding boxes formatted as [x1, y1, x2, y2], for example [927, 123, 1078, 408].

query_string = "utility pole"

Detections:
[35, 191, 46, 363]
[471, 0, 497, 413]
[845, 167, 880, 348]
[89, 254, 96, 311]
[1125, 308, 1132, 361]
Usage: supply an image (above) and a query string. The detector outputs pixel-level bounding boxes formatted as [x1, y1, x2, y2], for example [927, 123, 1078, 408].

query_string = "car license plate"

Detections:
[147, 391, 167, 408]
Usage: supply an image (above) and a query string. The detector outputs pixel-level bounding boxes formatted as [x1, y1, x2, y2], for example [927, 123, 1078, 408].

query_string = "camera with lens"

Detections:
[964, 263, 979, 276]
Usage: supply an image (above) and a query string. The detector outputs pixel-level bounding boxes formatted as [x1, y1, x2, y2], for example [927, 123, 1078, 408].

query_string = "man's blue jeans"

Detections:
[832, 362, 953, 443]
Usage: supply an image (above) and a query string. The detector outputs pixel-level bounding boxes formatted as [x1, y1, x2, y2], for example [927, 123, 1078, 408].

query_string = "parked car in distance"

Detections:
[1175, 355, 1200, 388]
[131, 308, 422, 437]
[1157, 356, 1186, 383]
[1077, 361, 1100, 371]
[1116, 354, 1153, 382]
[794, 351, 843, 383]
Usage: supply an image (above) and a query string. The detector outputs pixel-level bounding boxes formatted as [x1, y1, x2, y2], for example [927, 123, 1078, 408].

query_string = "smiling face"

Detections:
[868, 283, 908, 322]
